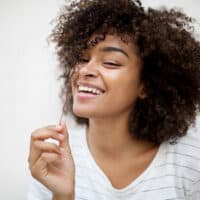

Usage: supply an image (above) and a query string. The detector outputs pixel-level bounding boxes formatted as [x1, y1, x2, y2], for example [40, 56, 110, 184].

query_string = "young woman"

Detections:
[28, 0, 200, 199]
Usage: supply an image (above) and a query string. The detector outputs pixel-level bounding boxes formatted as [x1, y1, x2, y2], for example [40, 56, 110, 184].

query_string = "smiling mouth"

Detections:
[77, 85, 105, 96]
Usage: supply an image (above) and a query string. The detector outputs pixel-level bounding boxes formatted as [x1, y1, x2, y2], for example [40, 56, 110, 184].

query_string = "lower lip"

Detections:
[76, 92, 102, 100]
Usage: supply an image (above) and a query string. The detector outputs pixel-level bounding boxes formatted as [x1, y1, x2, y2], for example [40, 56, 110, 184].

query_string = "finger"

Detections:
[30, 152, 60, 180]
[58, 121, 73, 159]
[46, 125, 63, 132]
[30, 128, 62, 142]
[39, 124, 63, 131]
[29, 140, 61, 165]
[60, 147, 73, 160]
[40, 152, 61, 164]
[59, 121, 70, 149]
[35, 140, 61, 154]
[29, 132, 63, 167]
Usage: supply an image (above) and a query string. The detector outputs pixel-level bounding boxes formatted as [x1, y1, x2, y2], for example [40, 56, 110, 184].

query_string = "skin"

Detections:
[72, 34, 145, 119]
[28, 122, 75, 200]
[28, 34, 159, 199]
[72, 34, 158, 189]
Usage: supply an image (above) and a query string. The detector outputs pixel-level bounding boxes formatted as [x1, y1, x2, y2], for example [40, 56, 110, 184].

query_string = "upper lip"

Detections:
[77, 81, 105, 92]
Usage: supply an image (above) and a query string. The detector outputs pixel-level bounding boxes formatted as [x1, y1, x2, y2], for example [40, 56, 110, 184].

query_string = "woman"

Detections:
[28, 0, 200, 199]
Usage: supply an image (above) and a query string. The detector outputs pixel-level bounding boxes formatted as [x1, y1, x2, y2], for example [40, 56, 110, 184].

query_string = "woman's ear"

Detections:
[138, 85, 147, 99]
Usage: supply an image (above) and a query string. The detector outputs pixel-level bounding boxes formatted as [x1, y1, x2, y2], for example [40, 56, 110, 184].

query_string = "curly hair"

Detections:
[49, 0, 200, 144]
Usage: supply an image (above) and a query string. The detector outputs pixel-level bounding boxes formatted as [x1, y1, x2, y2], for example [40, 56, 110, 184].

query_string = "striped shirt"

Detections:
[27, 125, 200, 200]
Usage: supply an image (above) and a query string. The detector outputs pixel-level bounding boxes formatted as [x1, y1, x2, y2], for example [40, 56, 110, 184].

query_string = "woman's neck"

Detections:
[86, 116, 156, 158]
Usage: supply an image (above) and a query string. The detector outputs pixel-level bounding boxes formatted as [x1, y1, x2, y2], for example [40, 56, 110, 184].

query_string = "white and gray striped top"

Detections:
[28, 125, 200, 200]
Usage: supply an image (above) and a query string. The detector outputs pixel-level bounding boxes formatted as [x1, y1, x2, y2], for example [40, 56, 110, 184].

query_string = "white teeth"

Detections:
[78, 85, 102, 95]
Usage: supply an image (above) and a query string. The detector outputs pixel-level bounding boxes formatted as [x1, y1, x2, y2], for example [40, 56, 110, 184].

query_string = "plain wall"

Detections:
[0, 0, 199, 199]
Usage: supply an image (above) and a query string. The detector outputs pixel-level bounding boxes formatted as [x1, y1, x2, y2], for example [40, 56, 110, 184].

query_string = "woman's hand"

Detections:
[28, 121, 75, 198]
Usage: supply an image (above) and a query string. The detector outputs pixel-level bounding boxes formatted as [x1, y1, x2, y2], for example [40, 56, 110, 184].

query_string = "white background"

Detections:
[0, 0, 199, 199]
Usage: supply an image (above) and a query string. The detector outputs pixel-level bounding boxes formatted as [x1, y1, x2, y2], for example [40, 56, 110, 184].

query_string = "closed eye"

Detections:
[77, 58, 122, 67]
[78, 58, 89, 63]
[104, 62, 122, 67]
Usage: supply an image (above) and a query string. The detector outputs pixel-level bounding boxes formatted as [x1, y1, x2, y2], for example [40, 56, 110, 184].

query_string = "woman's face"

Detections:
[71, 34, 145, 119]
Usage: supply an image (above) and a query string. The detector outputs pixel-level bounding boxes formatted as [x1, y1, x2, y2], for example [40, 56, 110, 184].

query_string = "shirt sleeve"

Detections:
[27, 176, 52, 200]
[185, 125, 200, 200]
[191, 179, 200, 200]
[190, 126, 200, 200]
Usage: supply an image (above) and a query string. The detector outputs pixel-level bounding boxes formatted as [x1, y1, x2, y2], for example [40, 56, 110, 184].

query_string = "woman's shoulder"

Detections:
[165, 114, 200, 153]
[162, 123, 200, 181]
[170, 122, 200, 155]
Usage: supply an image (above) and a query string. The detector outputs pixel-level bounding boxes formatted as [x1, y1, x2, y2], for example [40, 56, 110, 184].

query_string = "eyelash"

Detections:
[78, 59, 122, 67]
[78, 58, 88, 63]
[104, 62, 121, 66]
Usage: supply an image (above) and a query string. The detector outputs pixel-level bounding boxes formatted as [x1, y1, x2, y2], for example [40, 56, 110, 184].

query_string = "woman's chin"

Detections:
[72, 107, 91, 118]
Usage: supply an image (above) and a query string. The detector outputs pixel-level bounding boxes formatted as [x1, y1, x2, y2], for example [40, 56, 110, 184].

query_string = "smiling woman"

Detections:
[71, 34, 144, 119]
[27, 0, 200, 200]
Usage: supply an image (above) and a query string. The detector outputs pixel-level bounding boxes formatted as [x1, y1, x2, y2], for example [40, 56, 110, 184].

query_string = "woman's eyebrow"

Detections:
[100, 46, 129, 58]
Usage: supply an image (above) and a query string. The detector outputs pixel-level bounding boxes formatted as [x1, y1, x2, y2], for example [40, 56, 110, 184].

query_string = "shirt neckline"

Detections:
[82, 126, 165, 193]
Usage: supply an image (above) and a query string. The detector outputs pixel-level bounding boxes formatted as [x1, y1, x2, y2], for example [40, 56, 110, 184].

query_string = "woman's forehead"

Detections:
[88, 32, 132, 45]
[85, 33, 137, 55]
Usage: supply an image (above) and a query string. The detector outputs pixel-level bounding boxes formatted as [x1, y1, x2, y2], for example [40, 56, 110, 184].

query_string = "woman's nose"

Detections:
[77, 60, 99, 77]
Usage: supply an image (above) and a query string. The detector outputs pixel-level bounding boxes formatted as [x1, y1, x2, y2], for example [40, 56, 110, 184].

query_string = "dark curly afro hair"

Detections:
[49, 0, 200, 144]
